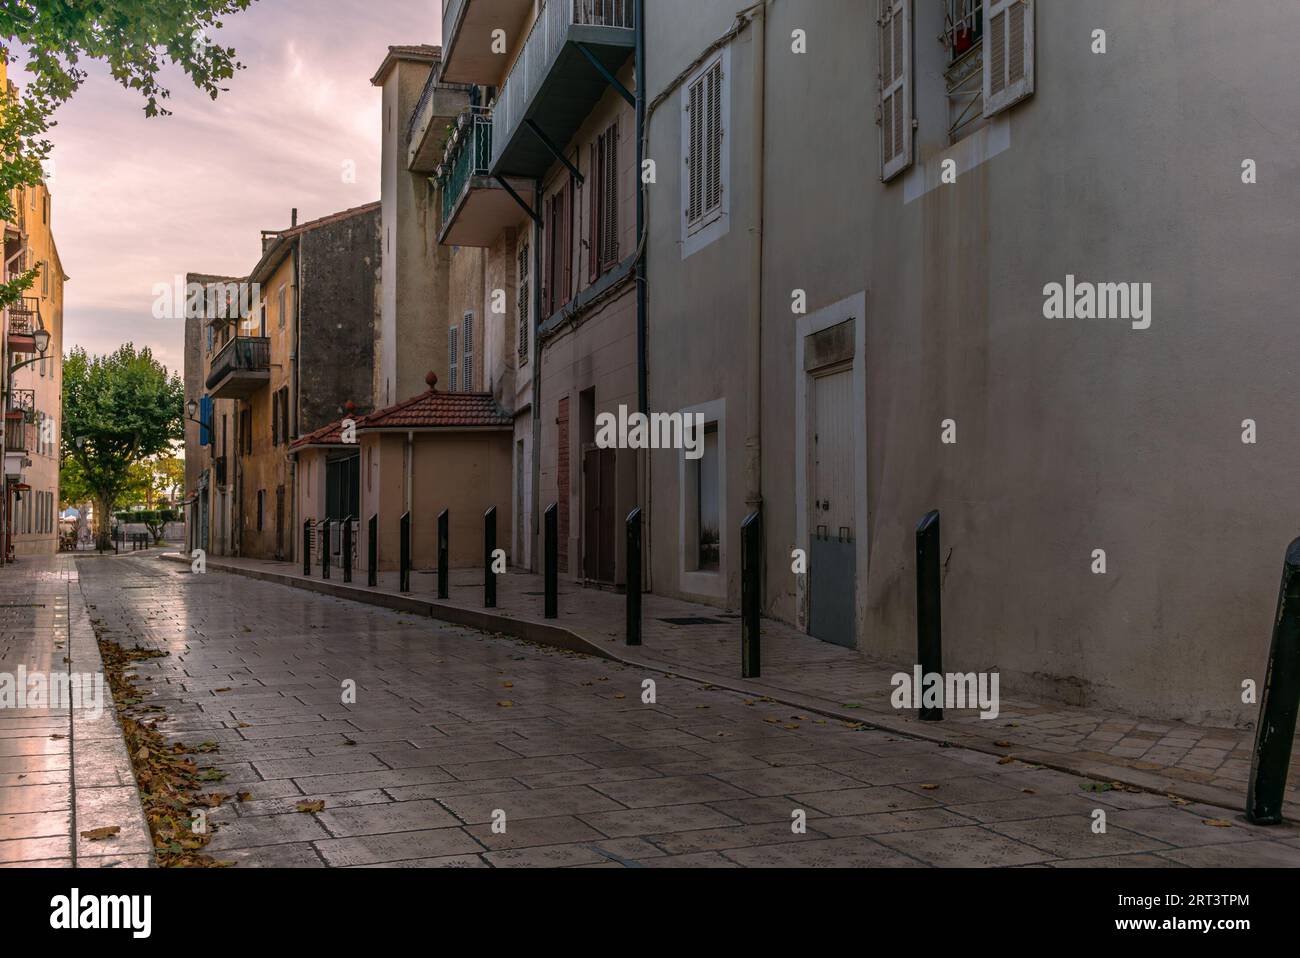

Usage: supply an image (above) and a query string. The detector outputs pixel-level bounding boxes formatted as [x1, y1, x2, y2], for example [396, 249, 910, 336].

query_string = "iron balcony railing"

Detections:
[440, 108, 494, 224]
[491, 0, 634, 171]
[205, 335, 270, 391]
[7, 297, 39, 337]
[9, 389, 34, 424]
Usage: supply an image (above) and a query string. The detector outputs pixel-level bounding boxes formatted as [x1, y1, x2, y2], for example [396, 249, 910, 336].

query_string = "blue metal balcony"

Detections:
[490, 0, 635, 179]
[437, 109, 537, 247]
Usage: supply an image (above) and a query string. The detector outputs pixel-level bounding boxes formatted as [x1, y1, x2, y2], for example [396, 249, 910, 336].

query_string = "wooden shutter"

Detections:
[462, 314, 474, 391]
[589, 141, 599, 283]
[448, 325, 459, 392]
[705, 63, 722, 216]
[602, 122, 619, 269]
[686, 74, 704, 225]
[984, 0, 1034, 117]
[879, 0, 912, 182]
[518, 242, 530, 365]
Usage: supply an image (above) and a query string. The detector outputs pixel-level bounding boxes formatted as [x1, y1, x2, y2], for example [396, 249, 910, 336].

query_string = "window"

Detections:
[983, 0, 1034, 117]
[590, 121, 619, 278]
[278, 285, 287, 329]
[258, 300, 267, 337]
[206, 324, 214, 354]
[681, 47, 729, 256]
[946, 0, 983, 60]
[448, 324, 459, 392]
[280, 388, 290, 443]
[272, 392, 280, 446]
[517, 242, 530, 366]
[879, 0, 913, 181]
[462, 313, 474, 391]
[240, 408, 252, 455]
[256, 490, 264, 531]
[41, 260, 48, 296]
[544, 184, 571, 316]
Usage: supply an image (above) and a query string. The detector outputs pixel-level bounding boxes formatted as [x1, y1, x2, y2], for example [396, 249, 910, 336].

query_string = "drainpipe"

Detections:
[531, 195, 543, 572]
[405, 429, 414, 515]
[291, 240, 301, 560]
[745, 3, 766, 515]
[634, 0, 650, 591]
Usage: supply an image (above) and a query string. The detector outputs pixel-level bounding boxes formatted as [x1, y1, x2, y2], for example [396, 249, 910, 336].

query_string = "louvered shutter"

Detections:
[604, 122, 619, 267]
[518, 243, 530, 366]
[686, 75, 704, 225]
[984, 0, 1034, 117]
[463, 314, 474, 391]
[705, 63, 722, 217]
[879, 0, 912, 181]
[448, 325, 459, 392]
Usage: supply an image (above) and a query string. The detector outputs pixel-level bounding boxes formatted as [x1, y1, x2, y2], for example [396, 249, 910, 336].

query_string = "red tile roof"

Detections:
[290, 418, 351, 450]
[289, 380, 510, 449]
[360, 385, 511, 431]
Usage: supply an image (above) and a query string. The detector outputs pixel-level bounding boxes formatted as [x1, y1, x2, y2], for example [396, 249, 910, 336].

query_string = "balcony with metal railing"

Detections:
[6, 296, 40, 346]
[490, 0, 635, 178]
[8, 389, 34, 424]
[441, 0, 537, 85]
[406, 68, 473, 174]
[205, 336, 271, 399]
[437, 108, 537, 247]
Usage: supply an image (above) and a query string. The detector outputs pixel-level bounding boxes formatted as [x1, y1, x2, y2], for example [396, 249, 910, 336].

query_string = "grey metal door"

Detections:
[809, 368, 855, 647]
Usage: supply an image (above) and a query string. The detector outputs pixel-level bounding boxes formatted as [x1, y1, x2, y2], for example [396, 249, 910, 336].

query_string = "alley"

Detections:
[48, 555, 1300, 867]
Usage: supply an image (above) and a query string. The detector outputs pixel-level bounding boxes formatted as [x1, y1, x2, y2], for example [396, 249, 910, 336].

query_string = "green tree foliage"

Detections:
[62, 345, 183, 549]
[1, 0, 255, 307]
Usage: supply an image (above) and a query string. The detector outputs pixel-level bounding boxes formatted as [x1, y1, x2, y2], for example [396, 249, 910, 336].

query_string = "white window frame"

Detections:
[680, 45, 731, 260]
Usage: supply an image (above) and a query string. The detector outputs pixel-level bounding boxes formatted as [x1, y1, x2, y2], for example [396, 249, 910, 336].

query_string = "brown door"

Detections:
[557, 397, 570, 574]
[582, 446, 617, 583]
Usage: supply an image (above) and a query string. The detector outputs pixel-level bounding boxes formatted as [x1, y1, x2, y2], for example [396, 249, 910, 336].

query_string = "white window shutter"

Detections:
[984, 0, 1034, 117]
[448, 325, 459, 392]
[879, 0, 912, 182]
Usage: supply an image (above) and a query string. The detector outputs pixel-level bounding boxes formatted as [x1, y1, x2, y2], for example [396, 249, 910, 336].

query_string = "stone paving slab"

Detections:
[0, 555, 152, 867]
[43, 554, 1300, 868]
[164, 551, 1299, 822]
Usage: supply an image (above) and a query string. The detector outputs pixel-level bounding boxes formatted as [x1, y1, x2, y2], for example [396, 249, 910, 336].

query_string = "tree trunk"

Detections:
[94, 495, 112, 552]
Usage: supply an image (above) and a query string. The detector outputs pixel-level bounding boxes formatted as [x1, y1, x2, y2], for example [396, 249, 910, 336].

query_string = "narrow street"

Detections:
[37, 555, 1300, 868]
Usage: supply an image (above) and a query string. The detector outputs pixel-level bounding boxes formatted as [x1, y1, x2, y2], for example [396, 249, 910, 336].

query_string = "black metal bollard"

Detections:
[626, 507, 642, 646]
[342, 516, 353, 584]
[367, 514, 377, 588]
[303, 520, 312, 576]
[437, 509, 449, 600]
[1247, 537, 1300, 824]
[399, 511, 411, 594]
[484, 507, 497, 609]
[916, 510, 943, 721]
[320, 518, 331, 580]
[544, 503, 558, 619]
[741, 511, 762, 678]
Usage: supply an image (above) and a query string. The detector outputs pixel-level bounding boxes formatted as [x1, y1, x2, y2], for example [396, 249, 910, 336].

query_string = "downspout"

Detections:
[634, 0, 650, 591]
[745, 3, 766, 516]
[530, 200, 543, 572]
[405, 429, 414, 515]
[290, 240, 301, 561]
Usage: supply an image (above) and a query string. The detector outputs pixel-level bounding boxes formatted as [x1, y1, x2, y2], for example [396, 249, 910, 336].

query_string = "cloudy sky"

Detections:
[35, 0, 440, 376]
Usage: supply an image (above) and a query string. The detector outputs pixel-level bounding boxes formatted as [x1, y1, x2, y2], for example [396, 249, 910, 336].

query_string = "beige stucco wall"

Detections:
[358, 429, 513, 572]
[11, 181, 64, 556]
[644, 0, 1300, 723]
[237, 255, 294, 560]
